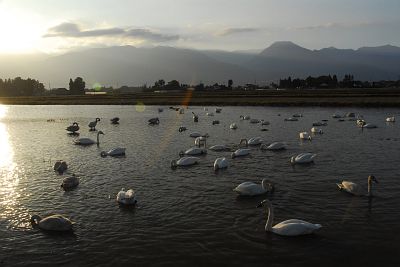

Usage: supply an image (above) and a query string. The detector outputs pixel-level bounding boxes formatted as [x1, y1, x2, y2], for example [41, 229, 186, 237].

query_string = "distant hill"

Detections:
[1, 42, 400, 87]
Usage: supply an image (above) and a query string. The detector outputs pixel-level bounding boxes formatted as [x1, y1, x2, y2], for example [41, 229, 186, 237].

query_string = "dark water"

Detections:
[0, 105, 399, 266]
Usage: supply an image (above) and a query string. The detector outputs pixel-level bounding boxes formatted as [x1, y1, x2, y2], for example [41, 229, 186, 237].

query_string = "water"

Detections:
[0, 105, 399, 266]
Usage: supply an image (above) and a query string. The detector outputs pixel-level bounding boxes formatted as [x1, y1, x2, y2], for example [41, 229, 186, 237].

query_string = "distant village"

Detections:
[1, 75, 400, 97]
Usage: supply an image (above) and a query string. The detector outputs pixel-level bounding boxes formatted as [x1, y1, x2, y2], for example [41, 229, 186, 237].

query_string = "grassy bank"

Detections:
[1, 89, 400, 106]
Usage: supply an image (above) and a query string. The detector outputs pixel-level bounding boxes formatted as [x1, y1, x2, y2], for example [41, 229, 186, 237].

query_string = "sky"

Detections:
[0, 0, 400, 54]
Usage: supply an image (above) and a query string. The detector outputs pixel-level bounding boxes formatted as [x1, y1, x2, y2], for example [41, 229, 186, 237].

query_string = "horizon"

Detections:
[1, 0, 400, 54]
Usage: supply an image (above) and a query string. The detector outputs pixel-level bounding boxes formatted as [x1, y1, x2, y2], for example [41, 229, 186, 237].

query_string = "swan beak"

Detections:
[256, 202, 263, 208]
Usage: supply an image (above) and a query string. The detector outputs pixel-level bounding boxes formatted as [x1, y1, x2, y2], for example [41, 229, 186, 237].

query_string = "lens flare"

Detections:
[93, 83, 102, 91]
[135, 102, 146, 112]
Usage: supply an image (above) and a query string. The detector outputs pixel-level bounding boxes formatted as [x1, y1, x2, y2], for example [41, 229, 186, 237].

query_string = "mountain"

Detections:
[1, 42, 400, 87]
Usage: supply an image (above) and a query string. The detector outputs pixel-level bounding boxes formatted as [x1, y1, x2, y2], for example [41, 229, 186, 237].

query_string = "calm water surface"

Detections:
[0, 105, 399, 266]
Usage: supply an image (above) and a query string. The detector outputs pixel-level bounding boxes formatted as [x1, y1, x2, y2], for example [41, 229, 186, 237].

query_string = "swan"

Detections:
[206, 112, 214, 116]
[212, 120, 220, 125]
[311, 127, 323, 134]
[214, 157, 228, 171]
[190, 132, 208, 138]
[194, 136, 207, 148]
[257, 199, 322, 236]
[61, 174, 79, 191]
[192, 112, 199, 122]
[284, 117, 298, 121]
[66, 122, 79, 133]
[386, 116, 395, 122]
[158, 108, 163, 112]
[231, 148, 251, 158]
[171, 156, 199, 169]
[209, 145, 229, 151]
[357, 119, 366, 127]
[290, 153, 316, 164]
[117, 188, 137, 205]
[178, 126, 187, 132]
[240, 137, 263, 146]
[260, 120, 270, 126]
[234, 179, 274, 196]
[54, 160, 68, 174]
[260, 142, 286, 151]
[148, 117, 160, 125]
[299, 132, 312, 140]
[101, 147, 126, 157]
[179, 108, 185, 114]
[181, 147, 207, 156]
[337, 175, 378, 197]
[240, 115, 250, 120]
[250, 118, 260, 124]
[312, 122, 327, 126]
[31, 214, 74, 232]
[110, 117, 120, 124]
[332, 114, 342, 118]
[215, 108, 222, 113]
[292, 114, 303, 118]
[346, 112, 356, 118]
[88, 118, 100, 131]
[74, 131, 104, 145]
[230, 123, 238, 129]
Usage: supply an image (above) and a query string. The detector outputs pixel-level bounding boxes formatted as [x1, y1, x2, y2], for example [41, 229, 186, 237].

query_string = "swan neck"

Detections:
[31, 215, 42, 225]
[97, 132, 100, 144]
[266, 204, 274, 232]
[368, 179, 372, 196]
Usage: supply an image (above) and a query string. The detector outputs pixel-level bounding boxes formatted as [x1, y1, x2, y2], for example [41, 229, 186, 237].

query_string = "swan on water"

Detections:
[230, 123, 238, 130]
[332, 114, 342, 118]
[240, 137, 263, 146]
[363, 123, 377, 129]
[179, 108, 185, 114]
[178, 126, 187, 132]
[292, 114, 303, 118]
[311, 127, 323, 134]
[194, 136, 207, 148]
[290, 153, 316, 164]
[66, 122, 79, 133]
[190, 132, 208, 138]
[212, 120, 220, 125]
[386, 116, 395, 122]
[209, 145, 229, 151]
[260, 120, 270, 126]
[240, 115, 250, 120]
[88, 118, 100, 131]
[284, 117, 298, 121]
[171, 157, 200, 169]
[260, 142, 286, 151]
[250, 119, 261, 124]
[337, 175, 378, 197]
[158, 108, 163, 112]
[54, 160, 68, 174]
[206, 112, 214, 116]
[148, 117, 160, 125]
[192, 112, 199, 122]
[299, 132, 312, 140]
[312, 122, 327, 126]
[31, 214, 74, 232]
[117, 188, 137, 205]
[101, 147, 126, 157]
[257, 199, 322, 236]
[110, 117, 120, 124]
[181, 147, 207, 156]
[61, 174, 79, 191]
[215, 108, 222, 113]
[214, 157, 228, 171]
[234, 179, 274, 196]
[74, 131, 104, 145]
[231, 148, 251, 158]
[346, 112, 356, 118]
[357, 119, 366, 127]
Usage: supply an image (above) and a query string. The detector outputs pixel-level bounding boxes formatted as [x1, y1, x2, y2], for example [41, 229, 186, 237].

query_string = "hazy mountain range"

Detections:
[1, 41, 400, 88]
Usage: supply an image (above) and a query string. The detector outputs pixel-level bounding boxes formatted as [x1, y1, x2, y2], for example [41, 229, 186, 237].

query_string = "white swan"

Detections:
[312, 122, 327, 126]
[192, 112, 199, 122]
[332, 114, 342, 118]
[386, 116, 395, 122]
[290, 153, 316, 164]
[260, 142, 286, 151]
[209, 145, 229, 151]
[357, 119, 366, 127]
[171, 157, 199, 169]
[337, 175, 378, 197]
[31, 214, 74, 231]
[148, 117, 160, 125]
[292, 114, 303, 118]
[260, 120, 270, 126]
[182, 147, 207, 156]
[311, 127, 323, 134]
[214, 157, 228, 171]
[240, 115, 250, 120]
[54, 160, 68, 174]
[250, 118, 260, 124]
[257, 199, 322, 236]
[190, 132, 202, 138]
[363, 123, 377, 129]
[61, 174, 79, 191]
[206, 112, 214, 116]
[66, 122, 79, 133]
[230, 123, 238, 129]
[231, 148, 251, 158]
[88, 118, 100, 131]
[194, 136, 207, 148]
[101, 147, 126, 157]
[234, 179, 274, 196]
[299, 132, 312, 140]
[117, 188, 137, 205]
[284, 117, 298, 121]
[244, 137, 263, 146]
[74, 131, 104, 145]
[215, 108, 222, 113]
[179, 108, 185, 114]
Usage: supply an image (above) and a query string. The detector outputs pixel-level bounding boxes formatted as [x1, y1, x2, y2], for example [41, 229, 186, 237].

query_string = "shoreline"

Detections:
[1, 89, 400, 106]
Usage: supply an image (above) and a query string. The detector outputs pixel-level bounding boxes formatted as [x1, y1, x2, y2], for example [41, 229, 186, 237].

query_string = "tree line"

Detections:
[0, 77, 45, 97]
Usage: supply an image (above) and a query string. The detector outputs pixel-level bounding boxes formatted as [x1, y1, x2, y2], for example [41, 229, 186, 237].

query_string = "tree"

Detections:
[228, 79, 233, 88]
[165, 80, 180, 90]
[69, 77, 86, 95]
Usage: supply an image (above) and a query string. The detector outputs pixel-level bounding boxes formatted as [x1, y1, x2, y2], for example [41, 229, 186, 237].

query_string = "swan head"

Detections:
[30, 215, 42, 226]
[231, 152, 236, 159]
[96, 118, 101, 122]
[100, 151, 108, 157]
[257, 199, 271, 208]
[97, 131, 104, 135]
[368, 175, 378, 184]
[290, 156, 296, 164]
[261, 179, 274, 193]
[178, 151, 185, 157]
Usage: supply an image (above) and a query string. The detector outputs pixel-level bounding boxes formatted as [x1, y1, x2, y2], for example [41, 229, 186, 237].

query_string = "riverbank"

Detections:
[1, 89, 400, 106]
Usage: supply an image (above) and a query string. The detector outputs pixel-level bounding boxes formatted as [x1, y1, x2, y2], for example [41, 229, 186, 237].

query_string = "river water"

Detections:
[0, 105, 399, 266]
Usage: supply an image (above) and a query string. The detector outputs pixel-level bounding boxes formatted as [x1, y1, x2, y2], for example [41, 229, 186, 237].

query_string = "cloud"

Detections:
[44, 22, 179, 42]
[216, 27, 258, 36]
[288, 21, 373, 31]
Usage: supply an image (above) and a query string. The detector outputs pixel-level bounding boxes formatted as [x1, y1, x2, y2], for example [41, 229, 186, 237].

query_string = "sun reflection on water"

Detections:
[0, 106, 30, 230]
